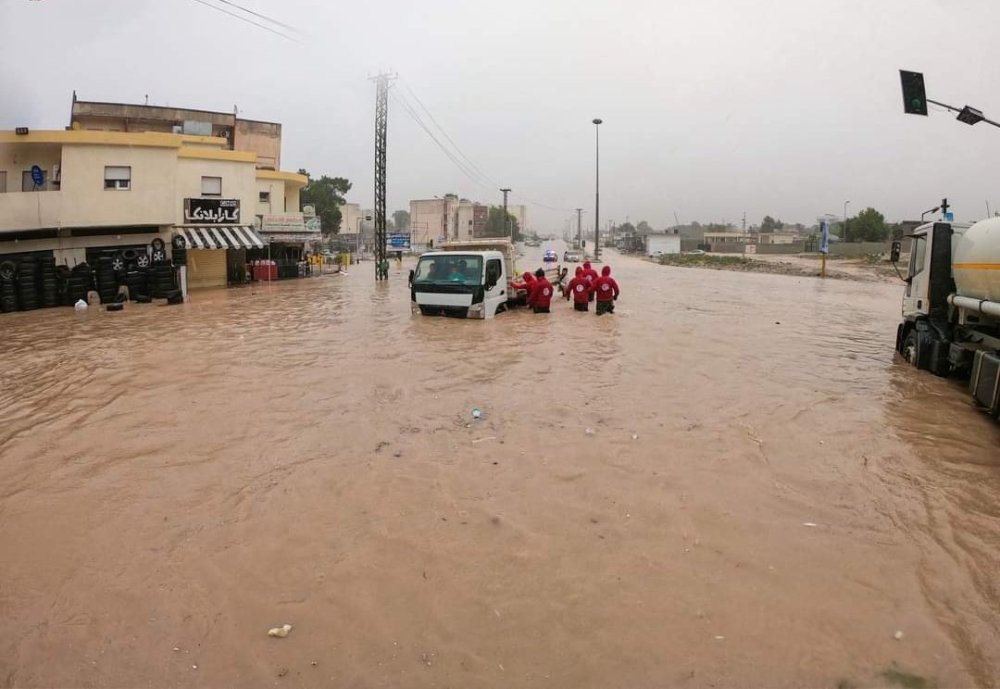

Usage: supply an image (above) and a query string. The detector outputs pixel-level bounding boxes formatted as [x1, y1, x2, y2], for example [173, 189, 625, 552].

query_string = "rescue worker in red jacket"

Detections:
[593, 265, 620, 315]
[530, 268, 554, 314]
[510, 271, 536, 307]
[565, 266, 594, 312]
[582, 261, 599, 301]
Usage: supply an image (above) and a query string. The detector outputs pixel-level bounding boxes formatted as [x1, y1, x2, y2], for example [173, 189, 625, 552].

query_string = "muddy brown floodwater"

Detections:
[1, 248, 998, 689]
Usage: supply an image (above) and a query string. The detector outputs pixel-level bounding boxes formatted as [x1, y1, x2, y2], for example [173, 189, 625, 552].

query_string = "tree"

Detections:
[618, 221, 636, 235]
[845, 207, 889, 242]
[392, 210, 410, 231]
[484, 206, 520, 240]
[298, 169, 352, 236]
[761, 215, 784, 233]
[636, 220, 654, 235]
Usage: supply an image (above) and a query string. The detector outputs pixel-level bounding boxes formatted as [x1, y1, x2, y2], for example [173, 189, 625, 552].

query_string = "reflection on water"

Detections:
[1, 253, 997, 688]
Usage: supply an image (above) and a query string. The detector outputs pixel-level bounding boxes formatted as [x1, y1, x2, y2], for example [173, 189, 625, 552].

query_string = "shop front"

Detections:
[257, 213, 323, 280]
[174, 224, 267, 291]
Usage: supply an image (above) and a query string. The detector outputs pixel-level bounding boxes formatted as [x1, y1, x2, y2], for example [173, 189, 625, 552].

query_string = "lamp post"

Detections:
[592, 118, 602, 261]
[356, 216, 362, 259]
[843, 200, 850, 241]
[500, 188, 511, 238]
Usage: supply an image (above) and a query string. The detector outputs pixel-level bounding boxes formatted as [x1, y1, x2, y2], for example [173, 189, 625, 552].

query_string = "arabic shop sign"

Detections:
[184, 198, 240, 224]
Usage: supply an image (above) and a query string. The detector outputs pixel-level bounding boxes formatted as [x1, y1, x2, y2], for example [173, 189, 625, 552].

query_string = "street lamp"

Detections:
[593, 118, 602, 261]
[843, 200, 850, 241]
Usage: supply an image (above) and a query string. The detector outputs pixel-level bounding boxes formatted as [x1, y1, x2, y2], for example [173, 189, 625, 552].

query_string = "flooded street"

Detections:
[1, 249, 998, 688]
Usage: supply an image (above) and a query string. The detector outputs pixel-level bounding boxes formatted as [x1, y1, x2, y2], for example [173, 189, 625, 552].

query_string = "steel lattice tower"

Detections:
[372, 73, 394, 280]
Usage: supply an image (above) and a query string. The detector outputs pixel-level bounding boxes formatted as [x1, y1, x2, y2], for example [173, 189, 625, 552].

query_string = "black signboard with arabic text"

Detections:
[184, 198, 240, 224]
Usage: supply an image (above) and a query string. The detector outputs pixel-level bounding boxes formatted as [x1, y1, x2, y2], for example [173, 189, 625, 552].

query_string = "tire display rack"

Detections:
[0, 239, 182, 316]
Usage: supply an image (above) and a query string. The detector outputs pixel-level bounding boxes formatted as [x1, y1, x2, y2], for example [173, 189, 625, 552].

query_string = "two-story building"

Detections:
[0, 97, 308, 293]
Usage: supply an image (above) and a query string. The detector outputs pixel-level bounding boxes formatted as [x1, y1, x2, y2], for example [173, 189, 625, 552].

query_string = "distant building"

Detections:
[758, 232, 798, 245]
[704, 231, 752, 251]
[645, 234, 681, 255]
[409, 195, 491, 248]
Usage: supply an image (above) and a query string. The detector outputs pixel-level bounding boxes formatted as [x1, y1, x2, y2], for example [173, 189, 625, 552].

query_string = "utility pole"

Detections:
[575, 208, 583, 248]
[371, 72, 396, 281]
[500, 188, 511, 238]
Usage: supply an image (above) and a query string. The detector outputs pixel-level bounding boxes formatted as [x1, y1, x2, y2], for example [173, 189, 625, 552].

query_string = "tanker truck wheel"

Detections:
[903, 328, 933, 371]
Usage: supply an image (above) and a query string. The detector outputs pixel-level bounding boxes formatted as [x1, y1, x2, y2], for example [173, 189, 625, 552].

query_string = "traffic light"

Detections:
[900, 70, 928, 116]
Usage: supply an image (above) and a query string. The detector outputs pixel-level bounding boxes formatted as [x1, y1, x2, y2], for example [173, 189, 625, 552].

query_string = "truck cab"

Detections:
[410, 250, 509, 319]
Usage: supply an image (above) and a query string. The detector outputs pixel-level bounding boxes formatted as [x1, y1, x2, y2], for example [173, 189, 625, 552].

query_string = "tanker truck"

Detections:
[894, 217, 1000, 414]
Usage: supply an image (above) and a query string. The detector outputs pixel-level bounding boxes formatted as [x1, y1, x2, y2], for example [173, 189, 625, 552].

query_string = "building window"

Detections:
[104, 166, 132, 190]
[0, 171, 6, 193]
[259, 191, 270, 203]
[201, 176, 222, 196]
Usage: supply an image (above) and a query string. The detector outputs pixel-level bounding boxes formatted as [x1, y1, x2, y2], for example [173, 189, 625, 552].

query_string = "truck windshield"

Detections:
[414, 255, 483, 286]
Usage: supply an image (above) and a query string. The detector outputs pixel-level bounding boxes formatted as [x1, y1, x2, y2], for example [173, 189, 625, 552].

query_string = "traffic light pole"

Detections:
[926, 98, 1000, 129]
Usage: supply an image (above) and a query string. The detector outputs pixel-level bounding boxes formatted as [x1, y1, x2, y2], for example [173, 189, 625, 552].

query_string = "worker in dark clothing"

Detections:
[565, 266, 594, 312]
[593, 265, 620, 316]
[530, 268, 554, 314]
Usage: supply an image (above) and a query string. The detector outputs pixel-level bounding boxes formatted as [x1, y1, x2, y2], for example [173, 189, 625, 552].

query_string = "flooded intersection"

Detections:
[1, 252, 998, 688]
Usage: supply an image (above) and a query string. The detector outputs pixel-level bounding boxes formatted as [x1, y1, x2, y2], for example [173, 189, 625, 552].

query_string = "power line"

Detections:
[187, 0, 298, 41]
[212, 0, 300, 33]
[400, 78, 496, 185]
[393, 80, 575, 213]
[391, 89, 495, 190]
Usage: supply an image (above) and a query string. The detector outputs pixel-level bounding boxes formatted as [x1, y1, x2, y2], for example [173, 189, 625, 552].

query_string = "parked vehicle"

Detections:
[893, 217, 1000, 416]
[563, 251, 582, 262]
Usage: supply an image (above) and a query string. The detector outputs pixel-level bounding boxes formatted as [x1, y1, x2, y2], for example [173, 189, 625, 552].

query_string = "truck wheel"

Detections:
[901, 330, 917, 365]
[907, 330, 935, 371]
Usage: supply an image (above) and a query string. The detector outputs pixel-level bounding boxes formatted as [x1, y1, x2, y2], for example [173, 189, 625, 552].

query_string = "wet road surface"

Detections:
[1, 249, 998, 688]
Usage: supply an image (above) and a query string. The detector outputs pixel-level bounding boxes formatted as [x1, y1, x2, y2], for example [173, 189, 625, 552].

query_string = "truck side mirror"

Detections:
[408, 269, 414, 286]
[890, 240, 901, 264]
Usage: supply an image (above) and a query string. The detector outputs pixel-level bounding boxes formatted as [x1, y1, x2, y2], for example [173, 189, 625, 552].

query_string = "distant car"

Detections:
[563, 251, 582, 262]
[543, 249, 558, 263]
[686, 249, 706, 255]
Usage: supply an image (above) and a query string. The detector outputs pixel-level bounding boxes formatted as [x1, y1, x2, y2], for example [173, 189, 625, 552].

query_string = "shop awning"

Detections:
[176, 225, 266, 250]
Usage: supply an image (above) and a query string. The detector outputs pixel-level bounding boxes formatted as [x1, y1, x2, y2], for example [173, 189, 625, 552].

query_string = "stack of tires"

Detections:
[16, 258, 39, 311]
[95, 256, 118, 304]
[39, 256, 58, 308]
[150, 264, 175, 298]
[124, 267, 148, 300]
[66, 264, 92, 305]
[0, 260, 16, 313]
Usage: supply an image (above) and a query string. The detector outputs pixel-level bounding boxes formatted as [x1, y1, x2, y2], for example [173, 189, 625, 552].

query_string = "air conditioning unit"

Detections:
[220, 128, 231, 139]
[172, 125, 183, 134]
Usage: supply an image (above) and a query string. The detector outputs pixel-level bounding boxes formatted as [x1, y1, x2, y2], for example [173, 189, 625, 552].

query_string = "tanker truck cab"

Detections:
[894, 218, 1000, 416]
[410, 250, 508, 319]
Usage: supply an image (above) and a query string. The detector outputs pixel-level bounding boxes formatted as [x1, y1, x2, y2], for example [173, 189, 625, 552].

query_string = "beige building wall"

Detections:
[59, 144, 176, 227]
[339, 202, 362, 235]
[234, 120, 281, 170]
[509, 204, 527, 233]
[0, 142, 63, 192]
[410, 198, 461, 246]
[175, 154, 257, 225]
[456, 202, 476, 240]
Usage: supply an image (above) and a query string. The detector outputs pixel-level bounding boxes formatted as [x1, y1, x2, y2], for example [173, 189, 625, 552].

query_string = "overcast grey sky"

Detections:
[2, 0, 998, 231]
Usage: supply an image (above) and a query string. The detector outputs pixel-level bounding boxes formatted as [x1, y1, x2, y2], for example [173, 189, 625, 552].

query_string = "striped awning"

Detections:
[175, 225, 266, 250]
